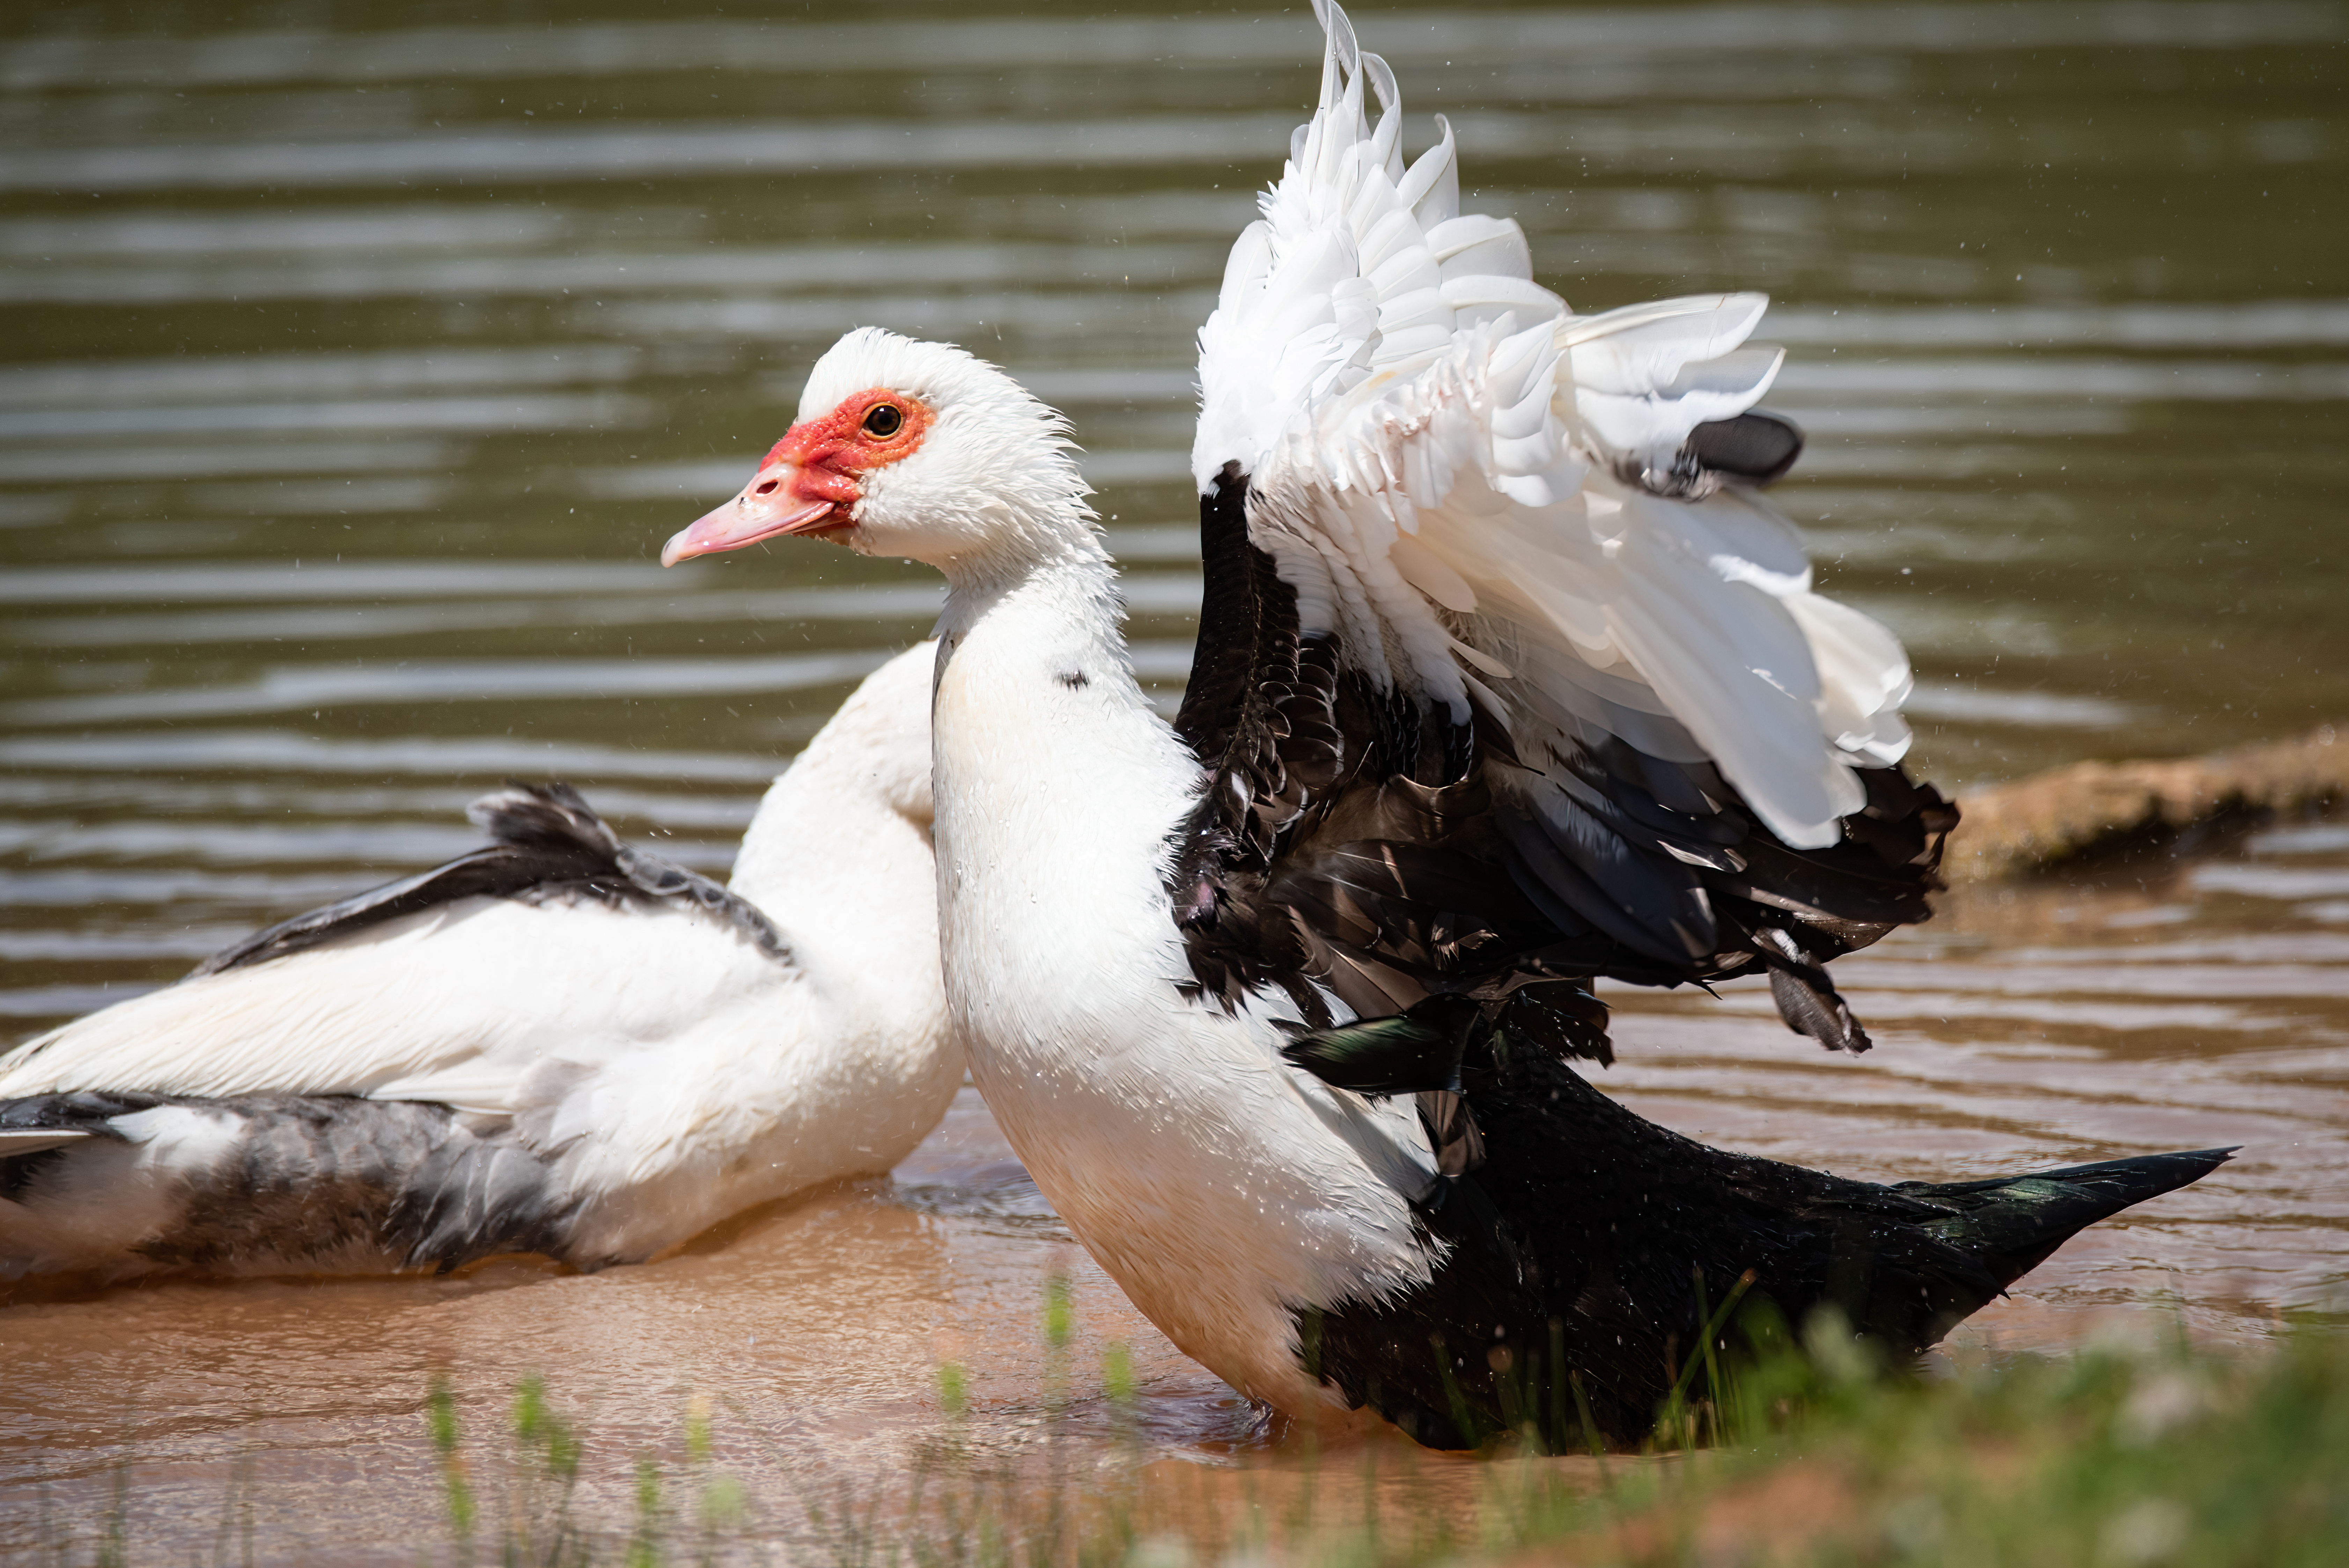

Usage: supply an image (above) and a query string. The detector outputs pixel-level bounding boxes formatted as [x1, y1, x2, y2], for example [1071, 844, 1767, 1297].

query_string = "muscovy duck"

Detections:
[0, 642, 954, 1281]
[656, 2, 2230, 1447]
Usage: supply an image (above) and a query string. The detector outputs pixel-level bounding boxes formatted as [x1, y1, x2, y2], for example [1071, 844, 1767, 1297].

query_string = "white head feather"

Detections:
[799, 327, 1096, 575]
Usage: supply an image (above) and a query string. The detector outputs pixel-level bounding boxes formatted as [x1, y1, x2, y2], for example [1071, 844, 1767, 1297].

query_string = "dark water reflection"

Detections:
[1, 0, 2344, 1557]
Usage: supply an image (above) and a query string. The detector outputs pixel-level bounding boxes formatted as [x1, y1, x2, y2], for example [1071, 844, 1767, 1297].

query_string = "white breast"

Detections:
[926, 562, 1439, 1412]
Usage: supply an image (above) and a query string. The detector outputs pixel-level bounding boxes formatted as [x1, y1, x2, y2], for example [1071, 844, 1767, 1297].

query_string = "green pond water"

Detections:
[0, 1, 2345, 1559]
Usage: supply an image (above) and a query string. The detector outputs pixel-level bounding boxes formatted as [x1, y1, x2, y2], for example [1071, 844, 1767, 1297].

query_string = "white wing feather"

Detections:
[1191, 0, 1911, 848]
[0, 895, 792, 1132]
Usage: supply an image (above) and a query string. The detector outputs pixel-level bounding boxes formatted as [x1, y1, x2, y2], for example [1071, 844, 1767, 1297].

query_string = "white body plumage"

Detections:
[928, 553, 1438, 1416]
[658, 0, 1935, 1428]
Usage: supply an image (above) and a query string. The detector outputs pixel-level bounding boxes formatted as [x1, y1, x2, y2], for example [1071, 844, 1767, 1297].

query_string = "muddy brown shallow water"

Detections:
[3, 833, 2343, 1561]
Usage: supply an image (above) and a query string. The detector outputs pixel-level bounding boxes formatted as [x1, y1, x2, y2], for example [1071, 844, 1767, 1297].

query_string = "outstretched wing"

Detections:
[1172, 0, 1953, 1063]
[0, 785, 792, 1119]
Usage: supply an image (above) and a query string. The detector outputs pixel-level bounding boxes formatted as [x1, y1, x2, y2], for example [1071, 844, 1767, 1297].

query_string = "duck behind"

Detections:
[0, 642, 953, 1282]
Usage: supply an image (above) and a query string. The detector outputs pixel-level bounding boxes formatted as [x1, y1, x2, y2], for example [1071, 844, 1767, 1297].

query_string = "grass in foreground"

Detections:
[1473, 1309, 2349, 1566]
[14, 1296, 2346, 1567]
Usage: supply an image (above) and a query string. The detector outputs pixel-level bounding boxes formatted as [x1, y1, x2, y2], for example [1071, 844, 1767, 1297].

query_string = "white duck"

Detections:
[0, 641, 955, 1281]
[659, 2, 2229, 1447]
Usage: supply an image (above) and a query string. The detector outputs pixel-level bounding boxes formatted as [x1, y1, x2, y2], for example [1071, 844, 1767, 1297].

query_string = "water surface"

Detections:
[1, 0, 2344, 1557]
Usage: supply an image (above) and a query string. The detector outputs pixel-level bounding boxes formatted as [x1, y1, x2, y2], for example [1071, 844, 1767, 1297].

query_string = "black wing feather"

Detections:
[1166, 468, 1956, 1077]
[193, 782, 787, 977]
[1689, 408, 1805, 486]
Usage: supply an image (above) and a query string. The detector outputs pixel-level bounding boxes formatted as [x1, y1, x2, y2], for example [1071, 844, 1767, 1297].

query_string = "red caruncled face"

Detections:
[661, 389, 933, 566]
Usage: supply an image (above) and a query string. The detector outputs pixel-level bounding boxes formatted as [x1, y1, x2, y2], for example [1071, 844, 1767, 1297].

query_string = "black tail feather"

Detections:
[1306, 1048, 2234, 1450]
[466, 781, 623, 857]
[0, 1092, 142, 1201]
[1896, 1147, 2238, 1287]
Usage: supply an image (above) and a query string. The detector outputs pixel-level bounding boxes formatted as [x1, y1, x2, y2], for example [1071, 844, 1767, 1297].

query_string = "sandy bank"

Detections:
[1945, 723, 2347, 882]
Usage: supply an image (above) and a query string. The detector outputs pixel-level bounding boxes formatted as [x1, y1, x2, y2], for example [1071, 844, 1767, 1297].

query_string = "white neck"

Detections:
[921, 520, 1435, 1419]
[933, 513, 1121, 614]
[928, 536, 1202, 1037]
[730, 676, 938, 1032]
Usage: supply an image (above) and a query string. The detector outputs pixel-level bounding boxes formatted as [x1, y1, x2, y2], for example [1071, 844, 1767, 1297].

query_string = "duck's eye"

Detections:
[862, 404, 904, 438]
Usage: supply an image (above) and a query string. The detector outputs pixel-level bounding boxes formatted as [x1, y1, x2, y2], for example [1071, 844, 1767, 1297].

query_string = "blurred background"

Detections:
[3, 5, 2346, 1553]
[2, 0, 2342, 1033]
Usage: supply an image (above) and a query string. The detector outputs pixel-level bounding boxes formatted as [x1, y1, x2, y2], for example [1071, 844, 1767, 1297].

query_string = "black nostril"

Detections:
[754, 480, 779, 495]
